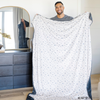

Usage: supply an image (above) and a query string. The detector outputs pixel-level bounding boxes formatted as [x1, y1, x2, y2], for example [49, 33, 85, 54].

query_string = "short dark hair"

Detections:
[55, 1, 63, 6]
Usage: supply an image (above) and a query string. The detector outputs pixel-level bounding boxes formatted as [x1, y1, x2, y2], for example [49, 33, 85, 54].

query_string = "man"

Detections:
[51, 1, 93, 23]
[51, 1, 73, 21]
[51, 1, 93, 100]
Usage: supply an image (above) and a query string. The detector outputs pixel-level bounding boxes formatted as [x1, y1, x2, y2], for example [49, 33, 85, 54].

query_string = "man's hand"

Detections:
[33, 14, 39, 19]
[35, 14, 38, 16]
[21, 18, 25, 23]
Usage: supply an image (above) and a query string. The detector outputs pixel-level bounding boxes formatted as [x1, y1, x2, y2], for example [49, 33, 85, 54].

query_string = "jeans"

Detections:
[87, 76, 92, 100]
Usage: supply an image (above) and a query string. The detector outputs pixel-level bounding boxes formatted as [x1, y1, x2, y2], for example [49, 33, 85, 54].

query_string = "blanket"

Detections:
[28, 12, 92, 100]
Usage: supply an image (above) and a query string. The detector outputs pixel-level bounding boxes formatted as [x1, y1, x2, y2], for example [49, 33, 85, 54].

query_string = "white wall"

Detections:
[0, 0, 79, 26]
[81, 0, 100, 74]
[1, 0, 99, 75]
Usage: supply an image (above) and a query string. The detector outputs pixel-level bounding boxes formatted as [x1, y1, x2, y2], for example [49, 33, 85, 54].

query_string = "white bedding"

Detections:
[30, 12, 92, 100]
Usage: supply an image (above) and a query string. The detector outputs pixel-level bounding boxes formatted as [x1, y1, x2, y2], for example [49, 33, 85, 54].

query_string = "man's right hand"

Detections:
[36, 14, 38, 15]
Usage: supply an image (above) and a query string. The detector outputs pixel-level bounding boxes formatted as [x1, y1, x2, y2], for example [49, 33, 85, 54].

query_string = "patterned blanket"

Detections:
[27, 12, 92, 100]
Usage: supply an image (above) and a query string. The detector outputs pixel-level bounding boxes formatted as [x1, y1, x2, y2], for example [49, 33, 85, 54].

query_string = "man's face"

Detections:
[55, 3, 64, 15]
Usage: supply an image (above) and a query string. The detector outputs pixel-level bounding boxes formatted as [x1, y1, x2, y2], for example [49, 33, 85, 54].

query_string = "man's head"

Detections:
[55, 1, 64, 15]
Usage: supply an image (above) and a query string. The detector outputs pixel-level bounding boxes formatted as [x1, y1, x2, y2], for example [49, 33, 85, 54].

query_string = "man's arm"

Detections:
[21, 19, 26, 31]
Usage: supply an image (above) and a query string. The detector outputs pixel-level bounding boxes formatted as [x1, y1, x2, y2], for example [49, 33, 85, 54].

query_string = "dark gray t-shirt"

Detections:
[50, 13, 93, 25]
[50, 14, 73, 21]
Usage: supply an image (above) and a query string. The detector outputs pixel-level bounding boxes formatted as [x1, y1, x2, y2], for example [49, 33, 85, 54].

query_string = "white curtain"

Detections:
[13, 7, 23, 48]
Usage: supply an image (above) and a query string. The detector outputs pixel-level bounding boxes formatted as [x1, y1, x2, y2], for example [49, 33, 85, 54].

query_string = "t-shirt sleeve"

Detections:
[69, 16, 74, 20]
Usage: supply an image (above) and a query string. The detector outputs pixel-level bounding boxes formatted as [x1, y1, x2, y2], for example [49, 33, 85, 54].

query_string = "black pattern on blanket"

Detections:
[26, 12, 92, 100]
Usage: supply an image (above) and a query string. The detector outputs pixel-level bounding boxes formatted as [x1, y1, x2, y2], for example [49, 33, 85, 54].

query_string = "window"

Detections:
[0, 10, 15, 49]
[4, 12, 15, 49]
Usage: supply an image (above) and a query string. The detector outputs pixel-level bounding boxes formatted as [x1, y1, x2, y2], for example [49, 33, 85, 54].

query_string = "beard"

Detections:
[57, 11, 63, 15]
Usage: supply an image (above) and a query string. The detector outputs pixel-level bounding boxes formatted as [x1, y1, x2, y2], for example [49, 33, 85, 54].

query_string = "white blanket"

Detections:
[30, 12, 92, 100]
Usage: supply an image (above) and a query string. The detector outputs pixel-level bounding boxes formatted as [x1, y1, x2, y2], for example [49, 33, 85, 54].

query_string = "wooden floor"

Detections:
[0, 74, 100, 100]
[91, 74, 100, 100]
[0, 87, 33, 100]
